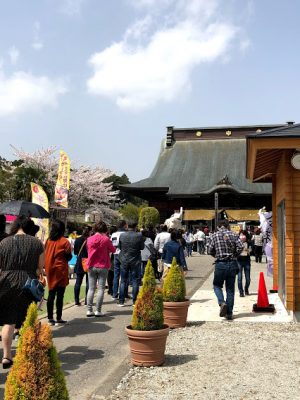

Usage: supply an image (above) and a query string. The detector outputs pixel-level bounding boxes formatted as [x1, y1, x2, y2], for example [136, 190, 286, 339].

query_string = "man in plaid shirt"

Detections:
[208, 220, 243, 320]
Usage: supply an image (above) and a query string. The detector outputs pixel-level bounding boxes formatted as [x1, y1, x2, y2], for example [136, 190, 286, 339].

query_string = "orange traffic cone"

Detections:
[270, 284, 278, 293]
[253, 272, 275, 313]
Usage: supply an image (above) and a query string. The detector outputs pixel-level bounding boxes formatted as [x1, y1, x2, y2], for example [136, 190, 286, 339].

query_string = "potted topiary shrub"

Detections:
[5, 303, 69, 400]
[125, 260, 169, 367]
[162, 257, 190, 328]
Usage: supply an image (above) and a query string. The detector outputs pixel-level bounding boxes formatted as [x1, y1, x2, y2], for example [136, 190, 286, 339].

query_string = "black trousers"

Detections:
[47, 286, 66, 320]
[107, 269, 114, 294]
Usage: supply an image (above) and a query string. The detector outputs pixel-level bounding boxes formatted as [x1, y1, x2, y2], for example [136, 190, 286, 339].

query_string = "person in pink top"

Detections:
[86, 221, 116, 317]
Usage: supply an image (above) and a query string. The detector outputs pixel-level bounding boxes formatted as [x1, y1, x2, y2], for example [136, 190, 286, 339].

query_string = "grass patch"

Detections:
[38, 284, 86, 315]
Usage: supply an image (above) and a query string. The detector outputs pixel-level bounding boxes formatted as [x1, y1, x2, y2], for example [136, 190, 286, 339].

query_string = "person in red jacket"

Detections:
[86, 221, 116, 317]
[45, 219, 72, 326]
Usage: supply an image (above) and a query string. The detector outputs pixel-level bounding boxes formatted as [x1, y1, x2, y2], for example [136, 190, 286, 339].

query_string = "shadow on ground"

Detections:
[186, 321, 206, 327]
[190, 298, 212, 304]
[59, 345, 104, 375]
[234, 311, 273, 319]
[0, 370, 7, 399]
[51, 317, 114, 339]
[164, 354, 198, 367]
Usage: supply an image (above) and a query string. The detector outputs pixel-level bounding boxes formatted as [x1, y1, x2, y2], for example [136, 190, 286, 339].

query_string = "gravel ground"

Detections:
[107, 322, 300, 400]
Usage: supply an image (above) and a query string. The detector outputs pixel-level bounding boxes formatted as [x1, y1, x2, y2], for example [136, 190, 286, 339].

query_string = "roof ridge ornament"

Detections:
[217, 175, 233, 186]
[166, 126, 174, 147]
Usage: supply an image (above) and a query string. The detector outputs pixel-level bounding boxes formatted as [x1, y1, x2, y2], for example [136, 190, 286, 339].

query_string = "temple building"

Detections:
[121, 123, 289, 227]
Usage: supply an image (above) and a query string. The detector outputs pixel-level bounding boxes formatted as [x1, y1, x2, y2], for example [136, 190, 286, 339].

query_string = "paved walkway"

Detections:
[106, 256, 299, 400]
[188, 256, 293, 323]
[0, 253, 213, 400]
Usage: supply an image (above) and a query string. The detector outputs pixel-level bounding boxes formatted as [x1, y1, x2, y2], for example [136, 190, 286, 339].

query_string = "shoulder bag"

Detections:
[14, 236, 46, 301]
[23, 274, 45, 302]
[78, 240, 89, 273]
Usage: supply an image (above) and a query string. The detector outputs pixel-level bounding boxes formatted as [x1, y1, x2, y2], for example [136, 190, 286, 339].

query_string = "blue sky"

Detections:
[0, 0, 299, 182]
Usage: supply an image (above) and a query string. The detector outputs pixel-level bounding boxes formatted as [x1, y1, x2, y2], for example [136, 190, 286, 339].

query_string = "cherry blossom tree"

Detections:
[11, 146, 119, 221]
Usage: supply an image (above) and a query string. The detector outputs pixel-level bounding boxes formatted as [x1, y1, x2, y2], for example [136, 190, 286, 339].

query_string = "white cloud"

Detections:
[32, 21, 44, 51]
[240, 39, 251, 52]
[8, 46, 20, 65]
[60, 0, 86, 16]
[0, 71, 67, 117]
[87, 0, 238, 111]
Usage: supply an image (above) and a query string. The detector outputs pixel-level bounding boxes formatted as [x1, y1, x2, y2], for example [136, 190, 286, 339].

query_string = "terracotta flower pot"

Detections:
[125, 324, 170, 367]
[163, 299, 190, 328]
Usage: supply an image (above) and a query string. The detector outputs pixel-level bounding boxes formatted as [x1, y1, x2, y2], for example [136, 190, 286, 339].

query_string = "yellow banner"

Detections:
[31, 182, 49, 244]
[54, 150, 70, 208]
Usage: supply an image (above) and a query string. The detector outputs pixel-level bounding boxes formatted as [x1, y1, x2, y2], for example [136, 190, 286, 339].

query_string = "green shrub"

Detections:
[163, 257, 186, 302]
[138, 207, 160, 229]
[119, 202, 139, 222]
[131, 260, 164, 331]
[5, 303, 69, 400]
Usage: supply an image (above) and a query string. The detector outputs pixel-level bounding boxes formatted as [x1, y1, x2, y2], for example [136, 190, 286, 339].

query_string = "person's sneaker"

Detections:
[111, 296, 118, 300]
[226, 314, 233, 321]
[117, 303, 125, 307]
[95, 311, 106, 317]
[75, 302, 82, 307]
[86, 310, 95, 317]
[55, 319, 68, 326]
[240, 293, 245, 297]
[48, 319, 56, 326]
[245, 289, 250, 295]
[219, 303, 228, 317]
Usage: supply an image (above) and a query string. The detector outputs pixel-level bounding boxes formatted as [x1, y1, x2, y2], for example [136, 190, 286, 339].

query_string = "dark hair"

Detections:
[127, 220, 138, 229]
[218, 219, 230, 229]
[28, 224, 40, 237]
[177, 230, 183, 239]
[0, 214, 6, 232]
[162, 224, 168, 232]
[141, 229, 149, 238]
[118, 220, 127, 229]
[170, 231, 178, 241]
[94, 221, 108, 233]
[109, 225, 117, 235]
[10, 216, 35, 235]
[49, 219, 66, 241]
[82, 226, 92, 238]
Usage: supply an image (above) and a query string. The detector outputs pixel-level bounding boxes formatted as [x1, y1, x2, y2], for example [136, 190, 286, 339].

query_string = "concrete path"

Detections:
[188, 257, 293, 323]
[0, 253, 213, 400]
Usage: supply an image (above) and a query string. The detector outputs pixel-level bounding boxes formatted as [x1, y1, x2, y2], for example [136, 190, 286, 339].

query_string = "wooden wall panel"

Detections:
[275, 151, 296, 310]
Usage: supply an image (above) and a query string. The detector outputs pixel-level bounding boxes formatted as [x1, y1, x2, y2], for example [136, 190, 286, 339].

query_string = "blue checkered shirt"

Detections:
[208, 228, 243, 260]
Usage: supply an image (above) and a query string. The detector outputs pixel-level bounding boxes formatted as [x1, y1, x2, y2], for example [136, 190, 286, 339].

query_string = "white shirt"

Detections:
[154, 232, 171, 253]
[111, 231, 125, 254]
[194, 231, 206, 241]
[141, 237, 154, 261]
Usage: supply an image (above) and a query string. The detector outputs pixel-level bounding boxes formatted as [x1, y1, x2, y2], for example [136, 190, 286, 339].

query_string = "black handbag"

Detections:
[23, 277, 45, 302]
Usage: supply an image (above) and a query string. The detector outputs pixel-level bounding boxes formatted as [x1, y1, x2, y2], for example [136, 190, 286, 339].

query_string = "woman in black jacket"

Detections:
[74, 226, 92, 306]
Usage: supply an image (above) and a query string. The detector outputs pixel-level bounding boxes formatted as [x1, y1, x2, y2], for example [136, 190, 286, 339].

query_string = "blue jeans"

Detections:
[87, 267, 108, 312]
[74, 273, 89, 305]
[197, 240, 205, 254]
[237, 258, 251, 295]
[140, 261, 147, 282]
[119, 262, 140, 305]
[113, 255, 128, 298]
[186, 243, 193, 257]
[113, 255, 121, 298]
[213, 260, 237, 316]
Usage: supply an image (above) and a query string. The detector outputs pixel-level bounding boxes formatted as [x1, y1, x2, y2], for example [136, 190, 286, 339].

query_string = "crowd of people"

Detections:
[0, 213, 267, 369]
[0, 215, 193, 370]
